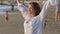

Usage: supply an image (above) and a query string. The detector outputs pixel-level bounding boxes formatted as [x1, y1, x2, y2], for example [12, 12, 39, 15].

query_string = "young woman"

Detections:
[16, 0, 57, 34]
[55, 0, 60, 21]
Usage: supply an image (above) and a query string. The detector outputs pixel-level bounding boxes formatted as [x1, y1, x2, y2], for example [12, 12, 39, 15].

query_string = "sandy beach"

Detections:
[0, 11, 24, 34]
[0, 7, 60, 34]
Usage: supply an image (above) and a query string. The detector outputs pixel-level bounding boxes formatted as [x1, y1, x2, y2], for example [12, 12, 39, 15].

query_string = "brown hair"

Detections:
[29, 2, 41, 16]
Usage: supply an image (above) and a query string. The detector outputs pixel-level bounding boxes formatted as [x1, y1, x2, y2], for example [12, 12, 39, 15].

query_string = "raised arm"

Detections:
[39, 0, 50, 20]
[39, 0, 57, 20]
[16, 0, 28, 19]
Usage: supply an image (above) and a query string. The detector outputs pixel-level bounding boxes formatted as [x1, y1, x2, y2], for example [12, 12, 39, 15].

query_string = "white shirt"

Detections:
[17, 0, 57, 34]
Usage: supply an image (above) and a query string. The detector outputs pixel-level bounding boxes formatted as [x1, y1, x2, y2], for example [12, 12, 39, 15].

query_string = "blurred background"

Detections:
[0, 0, 60, 34]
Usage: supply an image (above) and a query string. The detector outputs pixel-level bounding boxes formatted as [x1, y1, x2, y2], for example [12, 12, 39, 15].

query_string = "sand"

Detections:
[0, 7, 60, 34]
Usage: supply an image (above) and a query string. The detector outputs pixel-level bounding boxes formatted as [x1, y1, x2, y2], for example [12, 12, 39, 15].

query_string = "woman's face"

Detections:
[28, 4, 33, 13]
[28, 4, 35, 17]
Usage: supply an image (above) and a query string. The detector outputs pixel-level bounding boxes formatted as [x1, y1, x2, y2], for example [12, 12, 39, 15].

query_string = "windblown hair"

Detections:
[29, 2, 41, 16]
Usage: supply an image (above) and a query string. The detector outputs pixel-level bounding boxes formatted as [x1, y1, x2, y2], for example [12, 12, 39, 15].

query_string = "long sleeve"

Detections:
[39, 0, 50, 20]
[39, 0, 58, 20]
[17, 3, 28, 19]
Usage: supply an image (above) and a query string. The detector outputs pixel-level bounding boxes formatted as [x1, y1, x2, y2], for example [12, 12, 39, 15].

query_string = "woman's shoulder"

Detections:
[31, 16, 40, 26]
[34, 15, 40, 19]
[32, 16, 40, 22]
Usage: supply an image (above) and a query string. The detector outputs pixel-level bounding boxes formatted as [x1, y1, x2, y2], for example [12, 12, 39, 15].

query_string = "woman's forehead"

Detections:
[29, 4, 33, 7]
